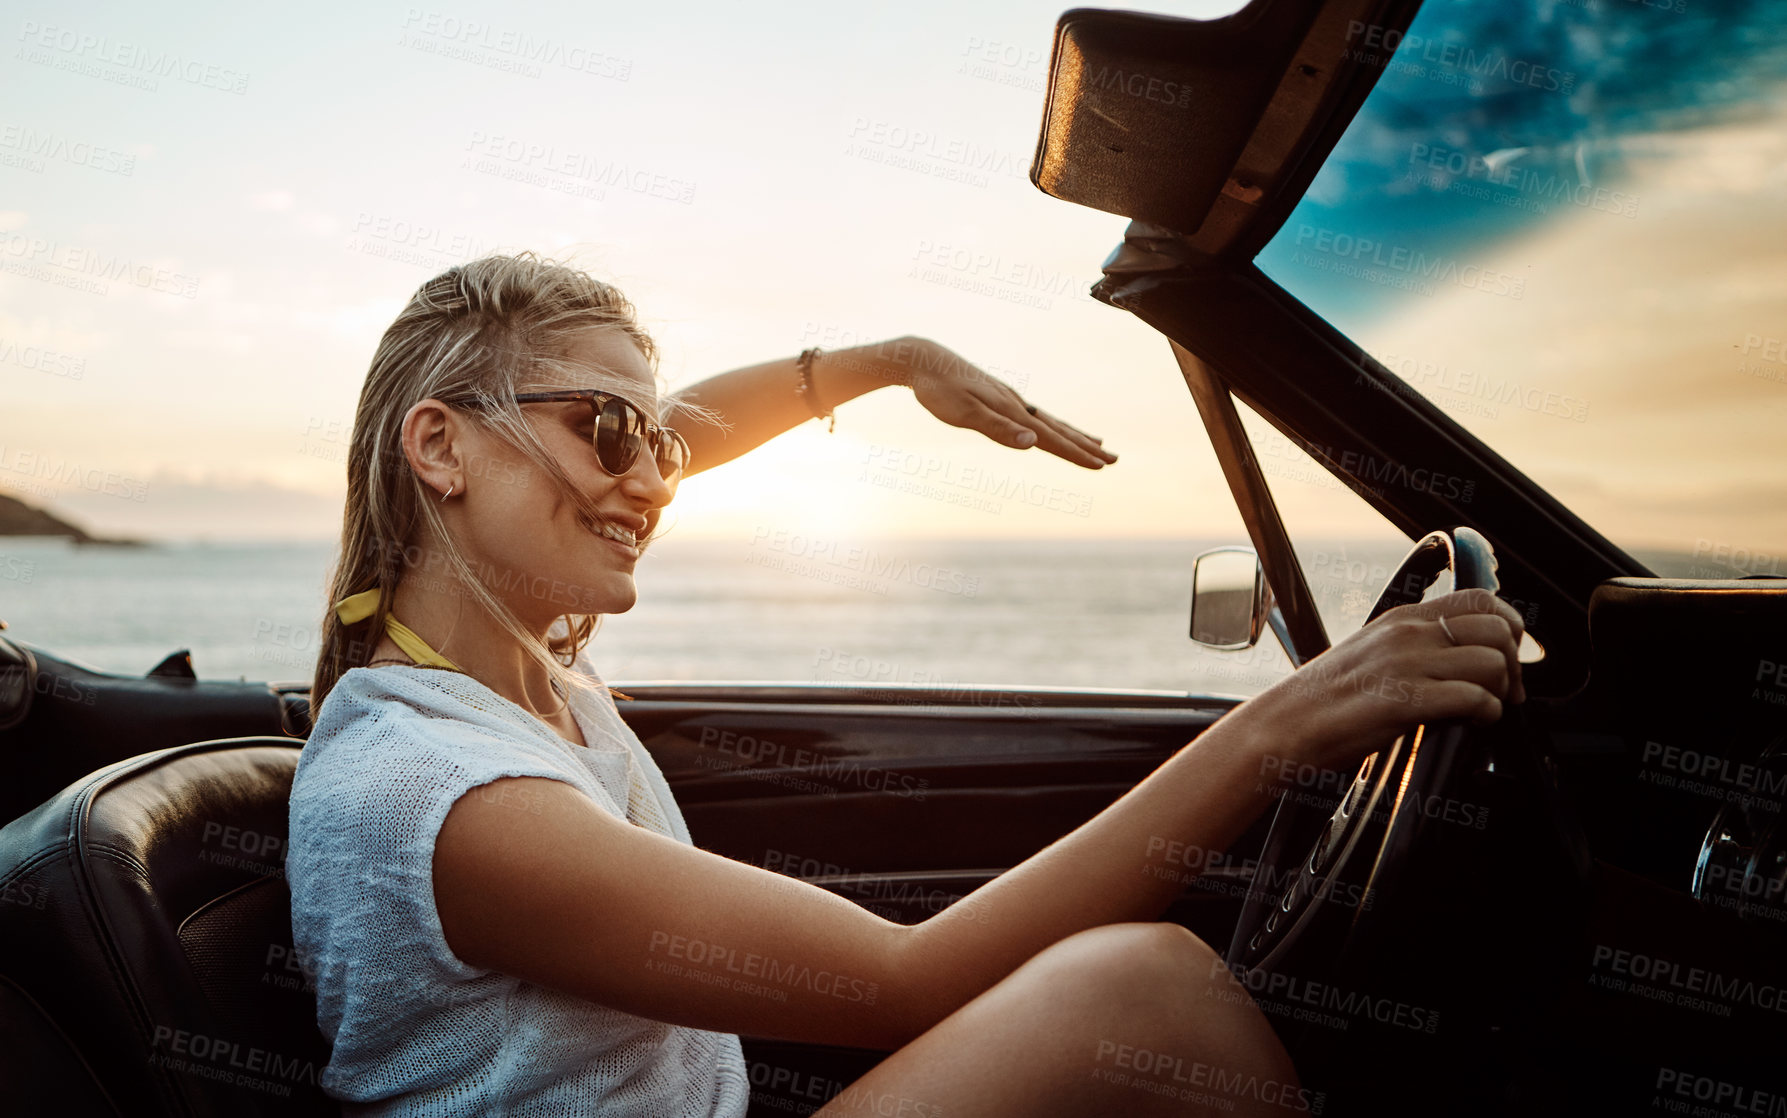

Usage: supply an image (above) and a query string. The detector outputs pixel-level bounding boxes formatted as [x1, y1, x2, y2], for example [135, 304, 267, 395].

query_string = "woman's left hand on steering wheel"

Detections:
[903, 339, 1118, 469]
[1240, 588, 1528, 776]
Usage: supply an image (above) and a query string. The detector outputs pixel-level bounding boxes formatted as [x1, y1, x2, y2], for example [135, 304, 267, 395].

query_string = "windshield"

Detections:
[1255, 0, 1787, 579]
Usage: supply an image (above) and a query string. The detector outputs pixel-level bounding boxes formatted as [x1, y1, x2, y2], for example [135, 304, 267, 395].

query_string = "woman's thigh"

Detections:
[812, 922, 1303, 1118]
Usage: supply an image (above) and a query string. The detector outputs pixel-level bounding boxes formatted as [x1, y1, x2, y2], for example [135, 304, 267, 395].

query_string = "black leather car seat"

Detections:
[0, 737, 339, 1117]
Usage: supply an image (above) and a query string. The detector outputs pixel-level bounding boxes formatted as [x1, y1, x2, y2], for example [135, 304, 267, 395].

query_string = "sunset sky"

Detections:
[4, 0, 1783, 557]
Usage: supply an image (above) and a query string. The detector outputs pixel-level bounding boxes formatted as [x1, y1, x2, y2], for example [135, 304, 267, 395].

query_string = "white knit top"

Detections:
[285, 652, 750, 1117]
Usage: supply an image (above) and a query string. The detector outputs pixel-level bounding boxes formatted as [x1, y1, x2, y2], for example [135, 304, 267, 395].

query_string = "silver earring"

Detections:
[440, 484, 454, 503]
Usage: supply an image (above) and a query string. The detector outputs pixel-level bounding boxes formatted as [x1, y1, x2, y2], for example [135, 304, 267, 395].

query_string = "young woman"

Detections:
[288, 252, 1525, 1117]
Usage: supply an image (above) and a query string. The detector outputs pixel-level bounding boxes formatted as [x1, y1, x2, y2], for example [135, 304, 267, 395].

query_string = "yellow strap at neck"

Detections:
[333, 587, 465, 672]
[332, 586, 633, 701]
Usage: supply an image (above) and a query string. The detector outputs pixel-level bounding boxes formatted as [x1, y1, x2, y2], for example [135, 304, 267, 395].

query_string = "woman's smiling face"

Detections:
[451, 327, 673, 623]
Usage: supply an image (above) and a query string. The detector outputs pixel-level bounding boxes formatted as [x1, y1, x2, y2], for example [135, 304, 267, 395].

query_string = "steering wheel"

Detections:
[1223, 527, 1503, 994]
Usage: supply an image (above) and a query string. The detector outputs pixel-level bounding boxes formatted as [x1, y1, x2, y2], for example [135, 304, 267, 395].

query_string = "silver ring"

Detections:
[440, 484, 454, 503]
[1437, 615, 1458, 645]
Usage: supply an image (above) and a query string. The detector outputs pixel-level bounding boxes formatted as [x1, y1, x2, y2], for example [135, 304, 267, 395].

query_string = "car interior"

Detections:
[2, 1, 1783, 1115]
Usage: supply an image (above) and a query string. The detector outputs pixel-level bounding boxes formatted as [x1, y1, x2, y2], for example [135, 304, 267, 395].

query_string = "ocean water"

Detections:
[0, 536, 1708, 696]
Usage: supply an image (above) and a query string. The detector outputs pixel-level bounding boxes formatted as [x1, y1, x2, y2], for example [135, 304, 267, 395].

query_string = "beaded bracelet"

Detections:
[794, 346, 835, 433]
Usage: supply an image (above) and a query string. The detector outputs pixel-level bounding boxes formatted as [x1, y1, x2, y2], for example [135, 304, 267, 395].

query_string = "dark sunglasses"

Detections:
[494, 389, 690, 487]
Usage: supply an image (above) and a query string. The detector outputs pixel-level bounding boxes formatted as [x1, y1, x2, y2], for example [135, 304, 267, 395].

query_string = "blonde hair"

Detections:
[311, 251, 702, 715]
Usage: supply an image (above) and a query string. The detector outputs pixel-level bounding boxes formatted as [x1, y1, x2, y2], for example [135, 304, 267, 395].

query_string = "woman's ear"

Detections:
[401, 398, 466, 496]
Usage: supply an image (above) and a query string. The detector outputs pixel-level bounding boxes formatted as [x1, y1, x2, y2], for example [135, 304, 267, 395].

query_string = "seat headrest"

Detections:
[0, 737, 338, 1117]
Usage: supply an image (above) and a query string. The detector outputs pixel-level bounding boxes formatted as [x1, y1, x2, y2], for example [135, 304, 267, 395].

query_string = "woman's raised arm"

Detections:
[669, 336, 1117, 477]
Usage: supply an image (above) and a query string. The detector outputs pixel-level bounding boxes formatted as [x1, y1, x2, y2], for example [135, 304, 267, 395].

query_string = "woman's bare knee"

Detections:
[815, 922, 1303, 1117]
[1017, 922, 1303, 1113]
[1017, 921, 1224, 1007]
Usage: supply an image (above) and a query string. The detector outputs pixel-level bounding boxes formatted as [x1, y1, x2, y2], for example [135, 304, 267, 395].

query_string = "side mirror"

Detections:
[1190, 545, 1293, 655]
